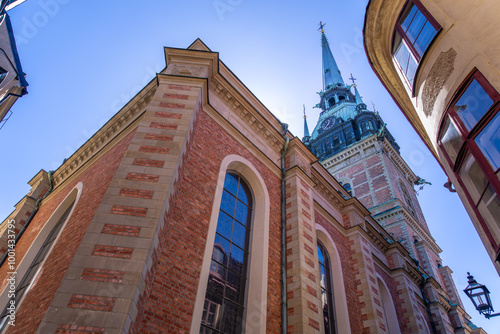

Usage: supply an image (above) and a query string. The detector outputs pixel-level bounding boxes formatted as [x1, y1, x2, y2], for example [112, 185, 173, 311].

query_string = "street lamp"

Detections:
[464, 272, 500, 319]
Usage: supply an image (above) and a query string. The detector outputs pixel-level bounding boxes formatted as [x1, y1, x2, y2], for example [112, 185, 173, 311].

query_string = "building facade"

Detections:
[363, 0, 500, 274]
[0, 36, 484, 333]
[0, 0, 28, 128]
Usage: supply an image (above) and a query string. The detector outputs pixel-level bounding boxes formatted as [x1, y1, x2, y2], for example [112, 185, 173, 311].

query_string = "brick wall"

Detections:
[129, 108, 282, 333]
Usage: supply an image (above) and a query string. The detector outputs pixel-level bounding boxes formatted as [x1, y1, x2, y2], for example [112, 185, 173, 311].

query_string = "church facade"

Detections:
[0, 32, 484, 333]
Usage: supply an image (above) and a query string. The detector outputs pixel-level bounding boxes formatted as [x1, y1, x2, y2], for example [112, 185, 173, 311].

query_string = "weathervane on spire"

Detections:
[318, 21, 326, 33]
[303, 104, 306, 118]
[349, 73, 357, 86]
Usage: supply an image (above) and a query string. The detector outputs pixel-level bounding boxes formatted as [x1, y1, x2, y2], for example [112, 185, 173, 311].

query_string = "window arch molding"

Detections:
[316, 226, 351, 333]
[191, 155, 270, 334]
[376, 275, 401, 334]
[0, 182, 83, 317]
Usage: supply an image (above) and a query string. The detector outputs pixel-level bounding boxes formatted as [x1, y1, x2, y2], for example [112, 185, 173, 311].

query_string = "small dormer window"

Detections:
[338, 95, 345, 102]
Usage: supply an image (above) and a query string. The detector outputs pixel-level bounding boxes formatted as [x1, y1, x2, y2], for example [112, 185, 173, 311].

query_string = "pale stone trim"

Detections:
[315, 225, 351, 334]
[376, 275, 401, 334]
[190, 155, 270, 334]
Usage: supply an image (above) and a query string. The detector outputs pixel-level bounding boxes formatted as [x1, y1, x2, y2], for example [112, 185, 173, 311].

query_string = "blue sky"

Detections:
[0, 0, 498, 331]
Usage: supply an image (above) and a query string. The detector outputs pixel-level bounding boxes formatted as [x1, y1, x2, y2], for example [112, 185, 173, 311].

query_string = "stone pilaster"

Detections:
[284, 163, 323, 334]
[36, 74, 207, 333]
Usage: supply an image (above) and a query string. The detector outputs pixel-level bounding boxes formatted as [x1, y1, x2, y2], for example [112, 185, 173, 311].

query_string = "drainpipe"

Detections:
[417, 264, 438, 334]
[280, 123, 289, 334]
[0, 171, 54, 268]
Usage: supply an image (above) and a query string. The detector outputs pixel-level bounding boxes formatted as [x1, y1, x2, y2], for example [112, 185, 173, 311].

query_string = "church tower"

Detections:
[305, 24, 460, 303]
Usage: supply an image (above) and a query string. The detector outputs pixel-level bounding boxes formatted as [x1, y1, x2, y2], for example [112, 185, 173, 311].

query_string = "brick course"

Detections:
[91, 245, 134, 259]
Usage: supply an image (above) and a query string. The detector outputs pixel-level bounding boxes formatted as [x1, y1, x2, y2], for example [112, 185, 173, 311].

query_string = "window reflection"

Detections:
[317, 241, 336, 334]
[393, 1, 438, 86]
[201, 173, 252, 334]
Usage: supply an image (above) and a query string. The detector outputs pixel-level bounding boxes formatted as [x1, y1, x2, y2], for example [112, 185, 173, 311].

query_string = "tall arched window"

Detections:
[318, 240, 336, 334]
[200, 173, 253, 334]
[0, 200, 75, 329]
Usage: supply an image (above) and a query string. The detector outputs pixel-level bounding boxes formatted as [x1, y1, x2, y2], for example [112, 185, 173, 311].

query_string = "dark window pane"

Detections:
[225, 271, 246, 305]
[201, 291, 223, 330]
[414, 21, 437, 57]
[454, 79, 493, 131]
[234, 201, 249, 225]
[440, 117, 463, 165]
[213, 234, 230, 264]
[460, 152, 489, 203]
[229, 245, 246, 275]
[406, 10, 427, 44]
[221, 300, 243, 334]
[475, 111, 500, 171]
[220, 190, 236, 216]
[207, 262, 226, 296]
[224, 174, 239, 196]
[231, 222, 247, 249]
[216, 211, 233, 240]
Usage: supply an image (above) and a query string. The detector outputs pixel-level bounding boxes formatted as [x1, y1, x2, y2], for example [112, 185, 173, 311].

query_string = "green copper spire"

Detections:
[319, 22, 344, 91]
[354, 84, 363, 104]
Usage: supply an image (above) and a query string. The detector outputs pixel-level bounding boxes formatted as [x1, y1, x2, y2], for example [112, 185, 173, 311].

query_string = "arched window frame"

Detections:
[315, 227, 351, 333]
[376, 276, 401, 334]
[0, 182, 82, 331]
[392, 0, 441, 89]
[191, 155, 270, 334]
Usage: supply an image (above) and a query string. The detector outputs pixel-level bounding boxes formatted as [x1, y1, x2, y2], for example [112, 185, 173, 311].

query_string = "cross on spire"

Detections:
[349, 73, 357, 86]
[303, 104, 306, 118]
[318, 21, 326, 33]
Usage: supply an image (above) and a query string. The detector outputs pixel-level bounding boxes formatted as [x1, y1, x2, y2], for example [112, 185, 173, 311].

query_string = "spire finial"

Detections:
[349, 73, 357, 86]
[303, 105, 310, 139]
[318, 21, 326, 33]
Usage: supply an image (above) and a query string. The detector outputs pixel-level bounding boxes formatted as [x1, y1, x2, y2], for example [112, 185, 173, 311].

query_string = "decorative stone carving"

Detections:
[166, 64, 208, 78]
[422, 48, 457, 117]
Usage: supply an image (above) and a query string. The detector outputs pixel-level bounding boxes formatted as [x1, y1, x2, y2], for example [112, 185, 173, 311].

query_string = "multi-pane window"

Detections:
[0, 201, 75, 329]
[400, 181, 417, 218]
[393, 0, 439, 87]
[318, 241, 336, 334]
[201, 173, 253, 334]
[438, 70, 500, 242]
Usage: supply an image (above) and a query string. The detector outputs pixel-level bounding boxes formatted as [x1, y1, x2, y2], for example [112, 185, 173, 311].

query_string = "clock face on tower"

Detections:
[321, 117, 336, 130]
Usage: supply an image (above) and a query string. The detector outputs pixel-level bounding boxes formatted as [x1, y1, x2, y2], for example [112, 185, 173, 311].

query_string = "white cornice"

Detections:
[209, 77, 285, 154]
